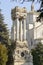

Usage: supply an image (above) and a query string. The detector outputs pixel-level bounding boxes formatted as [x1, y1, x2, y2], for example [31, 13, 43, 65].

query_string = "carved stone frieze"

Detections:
[11, 6, 27, 20]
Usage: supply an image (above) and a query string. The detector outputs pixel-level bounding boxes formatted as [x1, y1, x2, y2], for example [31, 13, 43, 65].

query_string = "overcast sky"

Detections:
[0, 0, 40, 33]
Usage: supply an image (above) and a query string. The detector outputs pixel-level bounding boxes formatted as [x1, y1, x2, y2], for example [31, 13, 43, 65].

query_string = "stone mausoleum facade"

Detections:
[11, 4, 43, 65]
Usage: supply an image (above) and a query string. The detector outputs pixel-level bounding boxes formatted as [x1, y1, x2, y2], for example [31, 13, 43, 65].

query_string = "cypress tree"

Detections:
[0, 9, 9, 46]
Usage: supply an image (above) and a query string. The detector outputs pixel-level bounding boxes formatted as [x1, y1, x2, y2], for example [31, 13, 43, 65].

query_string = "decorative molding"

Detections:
[11, 6, 27, 21]
[27, 11, 41, 15]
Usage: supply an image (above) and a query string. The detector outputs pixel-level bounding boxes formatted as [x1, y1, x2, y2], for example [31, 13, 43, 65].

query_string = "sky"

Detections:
[0, 0, 40, 33]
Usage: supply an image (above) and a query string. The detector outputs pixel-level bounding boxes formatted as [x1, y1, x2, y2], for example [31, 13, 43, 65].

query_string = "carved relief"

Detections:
[11, 6, 27, 20]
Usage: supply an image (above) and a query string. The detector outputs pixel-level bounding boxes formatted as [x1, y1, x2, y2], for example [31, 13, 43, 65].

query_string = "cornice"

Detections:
[27, 11, 41, 15]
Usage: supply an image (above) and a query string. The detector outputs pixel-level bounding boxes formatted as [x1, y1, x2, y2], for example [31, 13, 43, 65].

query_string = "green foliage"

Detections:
[0, 10, 9, 45]
[11, 40, 16, 50]
[0, 10, 10, 65]
[0, 43, 8, 65]
[6, 40, 16, 65]
[0, 9, 15, 65]
[31, 42, 43, 65]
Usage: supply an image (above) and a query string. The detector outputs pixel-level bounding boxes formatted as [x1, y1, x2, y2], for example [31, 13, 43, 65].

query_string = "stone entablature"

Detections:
[12, 6, 27, 13]
[11, 6, 27, 20]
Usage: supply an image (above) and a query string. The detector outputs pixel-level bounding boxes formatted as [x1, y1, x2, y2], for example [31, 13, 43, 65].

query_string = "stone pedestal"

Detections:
[13, 41, 33, 65]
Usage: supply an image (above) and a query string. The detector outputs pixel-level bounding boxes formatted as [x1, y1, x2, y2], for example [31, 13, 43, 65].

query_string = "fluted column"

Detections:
[20, 20, 23, 41]
[23, 17, 26, 41]
[14, 27, 15, 40]
[16, 17, 19, 40]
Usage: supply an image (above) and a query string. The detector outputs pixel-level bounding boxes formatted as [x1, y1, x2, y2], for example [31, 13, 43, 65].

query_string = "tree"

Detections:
[0, 43, 8, 65]
[31, 42, 43, 65]
[0, 10, 9, 46]
[6, 40, 16, 65]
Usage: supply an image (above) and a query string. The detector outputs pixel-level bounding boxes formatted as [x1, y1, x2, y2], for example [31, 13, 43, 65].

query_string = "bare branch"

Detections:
[10, 0, 35, 3]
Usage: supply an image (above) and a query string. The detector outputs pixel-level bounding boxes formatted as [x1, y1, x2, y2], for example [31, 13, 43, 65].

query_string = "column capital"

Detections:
[23, 15, 27, 19]
[15, 12, 19, 18]
[19, 17, 23, 21]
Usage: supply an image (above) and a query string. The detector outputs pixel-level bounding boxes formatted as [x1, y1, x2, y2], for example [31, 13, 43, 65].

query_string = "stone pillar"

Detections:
[20, 20, 23, 41]
[16, 17, 19, 40]
[23, 17, 26, 41]
[14, 26, 16, 40]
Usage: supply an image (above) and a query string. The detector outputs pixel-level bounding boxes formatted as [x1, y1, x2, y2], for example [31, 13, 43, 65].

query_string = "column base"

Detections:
[14, 61, 33, 65]
[16, 40, 27, 43]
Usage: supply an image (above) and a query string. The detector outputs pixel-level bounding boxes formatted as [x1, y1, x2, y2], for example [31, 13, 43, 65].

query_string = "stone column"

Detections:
[23, 17, 26, 41]
[14, 26, 16, 40]
[16, 17, 19, 40]
[20, 20, 23, 41]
